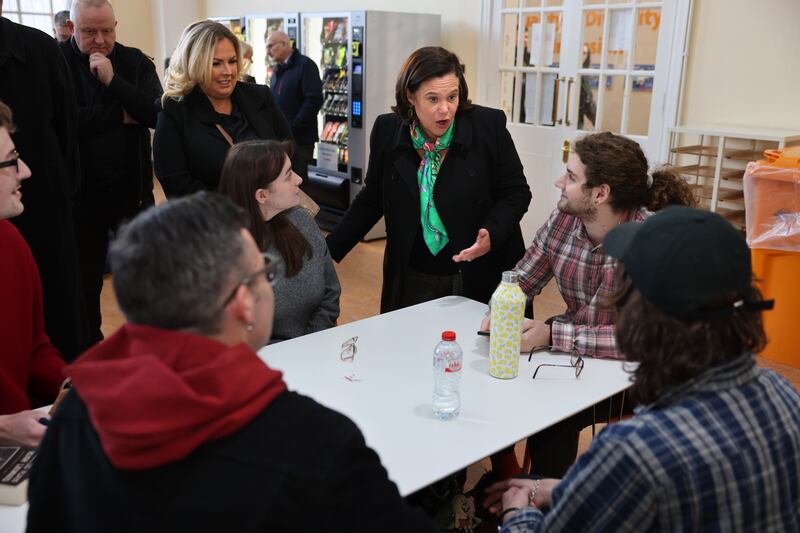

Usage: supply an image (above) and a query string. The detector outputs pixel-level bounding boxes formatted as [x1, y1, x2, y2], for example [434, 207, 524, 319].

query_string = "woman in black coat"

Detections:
[326, 47, 531, 312]
[153, 20, 293, 197]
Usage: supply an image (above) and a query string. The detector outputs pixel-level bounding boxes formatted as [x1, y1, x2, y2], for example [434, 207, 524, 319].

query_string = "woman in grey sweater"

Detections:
[219, 140, 340, 341]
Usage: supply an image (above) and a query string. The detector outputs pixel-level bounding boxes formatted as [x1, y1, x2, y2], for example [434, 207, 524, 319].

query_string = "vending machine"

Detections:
[244, 13, 300, 85]
[301, 11, 441, 239]
[208, 16, 245, 39]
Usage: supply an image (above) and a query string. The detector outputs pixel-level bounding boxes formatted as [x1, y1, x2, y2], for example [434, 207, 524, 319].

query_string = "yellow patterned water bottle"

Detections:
[489, 271, 526, 379]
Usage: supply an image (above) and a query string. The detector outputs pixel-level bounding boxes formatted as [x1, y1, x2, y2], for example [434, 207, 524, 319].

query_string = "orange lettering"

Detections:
[638, 9, 661, 31]
[586, 12, 604, 27]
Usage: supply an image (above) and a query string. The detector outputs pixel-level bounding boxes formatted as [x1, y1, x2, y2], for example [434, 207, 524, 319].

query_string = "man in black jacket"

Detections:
[267, 30, 323, 181]
[0, 3, 88, 362]
[28, 192, 437, 533]
[60, 0, 163, 345]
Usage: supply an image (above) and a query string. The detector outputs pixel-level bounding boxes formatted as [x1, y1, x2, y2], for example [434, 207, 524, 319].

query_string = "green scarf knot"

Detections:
[411, 119, 455, 255]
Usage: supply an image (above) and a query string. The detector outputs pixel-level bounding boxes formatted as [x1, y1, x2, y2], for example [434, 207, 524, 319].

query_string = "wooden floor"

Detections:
[99, 181, 800, 489]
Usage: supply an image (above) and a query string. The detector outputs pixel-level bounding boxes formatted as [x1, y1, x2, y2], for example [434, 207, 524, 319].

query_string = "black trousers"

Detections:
[74, 187, 153, 346]
[397, 268, 463, 310]
[527, 390, 633, 478]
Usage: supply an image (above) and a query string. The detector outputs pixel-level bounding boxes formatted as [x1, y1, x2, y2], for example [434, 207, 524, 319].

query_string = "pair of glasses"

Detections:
[531, 352, 584, 380]
[0, 150, 20, 172]
[220, 252, 282, 308]
[340, 336, 358, 362]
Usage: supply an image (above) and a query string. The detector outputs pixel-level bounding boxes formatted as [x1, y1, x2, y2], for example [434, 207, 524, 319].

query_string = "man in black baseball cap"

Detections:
[603, 205, 773, 320]
[486, 206, 799, 532]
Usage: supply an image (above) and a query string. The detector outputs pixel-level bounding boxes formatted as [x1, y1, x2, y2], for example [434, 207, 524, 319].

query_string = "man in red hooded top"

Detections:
[27, 192, 437, 532]
[0, 100, 65, 448]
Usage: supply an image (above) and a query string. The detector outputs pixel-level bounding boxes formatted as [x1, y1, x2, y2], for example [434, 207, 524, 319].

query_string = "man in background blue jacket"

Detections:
[267, 30, 323, 182]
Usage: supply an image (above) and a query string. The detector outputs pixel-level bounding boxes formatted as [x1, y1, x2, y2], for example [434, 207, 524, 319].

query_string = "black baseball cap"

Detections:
[603, 206, 773, 320]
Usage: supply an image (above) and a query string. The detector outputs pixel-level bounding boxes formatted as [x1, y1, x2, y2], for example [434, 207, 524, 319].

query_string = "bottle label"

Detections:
[445, 360, 462, 373]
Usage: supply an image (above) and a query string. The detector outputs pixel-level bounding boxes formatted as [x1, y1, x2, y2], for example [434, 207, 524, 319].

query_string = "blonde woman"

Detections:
[154, 20, 293, 197]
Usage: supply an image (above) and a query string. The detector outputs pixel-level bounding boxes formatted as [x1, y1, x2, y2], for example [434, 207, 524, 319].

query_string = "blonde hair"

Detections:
[239, 41, 253, 80]
[162, 20, 242, 105]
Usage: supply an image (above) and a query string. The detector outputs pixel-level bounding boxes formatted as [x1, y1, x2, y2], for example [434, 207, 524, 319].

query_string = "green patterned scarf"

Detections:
[411, 119, 455, 255]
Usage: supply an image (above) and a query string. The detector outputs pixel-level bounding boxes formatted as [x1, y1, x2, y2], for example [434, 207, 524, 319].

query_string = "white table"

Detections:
[0, 297, 631, 531]
[257, 296, 632, 496]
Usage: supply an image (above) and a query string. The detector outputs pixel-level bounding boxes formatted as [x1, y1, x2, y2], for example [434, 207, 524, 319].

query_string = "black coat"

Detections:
[0, 17, 88, 361]
[27, 390, 438, 533]
[270, 49, 323, 145]
[327, 106, 531, 311]
[153, 82, 293, 198]
[59, 38, 163, 213]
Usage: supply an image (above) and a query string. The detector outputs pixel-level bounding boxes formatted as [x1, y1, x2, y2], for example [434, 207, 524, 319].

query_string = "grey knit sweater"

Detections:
[266, 207, 341, 341]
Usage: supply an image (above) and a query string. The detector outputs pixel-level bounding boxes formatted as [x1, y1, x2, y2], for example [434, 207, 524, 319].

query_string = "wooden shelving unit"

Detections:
[667, 126, 800, 229]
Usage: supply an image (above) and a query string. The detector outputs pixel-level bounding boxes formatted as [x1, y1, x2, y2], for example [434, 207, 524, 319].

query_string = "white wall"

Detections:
[114, 0, 155, 57]
[681, 0, 800, 131]
[202, 0, 482, 94]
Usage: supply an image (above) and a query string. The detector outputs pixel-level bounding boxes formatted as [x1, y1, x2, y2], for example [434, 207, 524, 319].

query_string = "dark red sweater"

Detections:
[0, 220, 64, 413]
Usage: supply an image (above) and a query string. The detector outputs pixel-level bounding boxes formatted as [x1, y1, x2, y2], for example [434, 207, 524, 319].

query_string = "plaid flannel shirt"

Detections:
[502, 353, 800, 532]
[515, 208, 649, 358]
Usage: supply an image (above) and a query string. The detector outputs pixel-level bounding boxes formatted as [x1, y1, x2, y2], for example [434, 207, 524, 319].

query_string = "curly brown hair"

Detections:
[574, 132, 696, 213]
[607, 269, 767, 405]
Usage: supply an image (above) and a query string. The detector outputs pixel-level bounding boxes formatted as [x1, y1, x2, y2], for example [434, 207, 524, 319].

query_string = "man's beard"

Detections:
[557, 193, 597, 222]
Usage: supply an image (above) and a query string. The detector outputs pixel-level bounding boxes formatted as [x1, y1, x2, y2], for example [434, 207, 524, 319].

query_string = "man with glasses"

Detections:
[28, 192, 437, 533]
[267, 29, 323, 183]
[485, 207, 800, 532]
[0, 100, 66, 448]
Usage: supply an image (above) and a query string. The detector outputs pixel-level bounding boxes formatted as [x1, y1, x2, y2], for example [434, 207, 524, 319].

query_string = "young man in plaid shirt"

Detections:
[486, 207, 799, 532]
[482, 132, 694, 477]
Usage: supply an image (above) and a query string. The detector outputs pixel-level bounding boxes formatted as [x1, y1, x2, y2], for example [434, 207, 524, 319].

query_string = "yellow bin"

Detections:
[745, 147, 800, 367]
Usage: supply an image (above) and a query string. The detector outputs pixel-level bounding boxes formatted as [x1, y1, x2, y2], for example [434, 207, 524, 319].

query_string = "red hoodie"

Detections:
[0, 220, 64, 413]
[66, 323, 286, 470]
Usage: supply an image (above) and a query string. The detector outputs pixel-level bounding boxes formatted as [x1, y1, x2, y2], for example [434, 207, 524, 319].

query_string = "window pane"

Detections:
[5, 0, 19, 11]
[503, 0, 520, 8]
[581, 10, 604, 65]
[633, 8, 660, 70]
[544, 0, 564, 6]
[524, 0, 542, 6]
[628, 76, 653, 135]
[18, 0, 50, 12]
[21, 13, 52, 34]
[520, 72, 537, 124]
[607, 9, 633, 69]
[523, 13, 562, 67]
[540, 73, 558, 126]
[501, 13, 519, 67]
[599, 75, 623, 132]
[7, 13, 21, 23]
[584, 0, 605, 6]
[500, 72, 516, 122]
[578, 75, 598, 130]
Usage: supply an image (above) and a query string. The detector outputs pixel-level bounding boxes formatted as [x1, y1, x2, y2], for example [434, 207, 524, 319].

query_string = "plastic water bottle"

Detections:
[432, 331, 462, 420]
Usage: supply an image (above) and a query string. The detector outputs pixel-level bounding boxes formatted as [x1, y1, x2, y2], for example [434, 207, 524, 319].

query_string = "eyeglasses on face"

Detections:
[220, 252, 282, 308]
[531, 352, 584, 380]
[340, 336, 358, 362]
[0, 150, 19, 172]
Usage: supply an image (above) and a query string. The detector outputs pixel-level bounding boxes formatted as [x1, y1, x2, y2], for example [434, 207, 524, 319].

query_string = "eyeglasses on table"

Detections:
[529, 347, 584, 380]
[340, 336, 358, 362]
